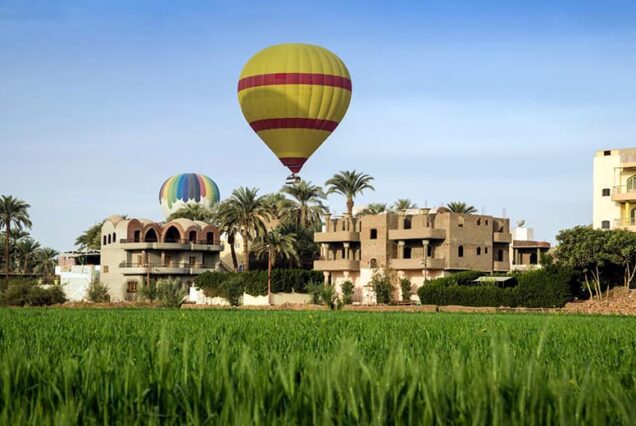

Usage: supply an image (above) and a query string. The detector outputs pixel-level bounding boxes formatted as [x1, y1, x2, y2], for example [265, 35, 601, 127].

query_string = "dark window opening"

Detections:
[127, 281, 138, 293]
[458, 245, 464, 257]
[206, 232, 214, 244]
[107, 234, 111, 244]
[112, 233, 116, 243]
[530, 252, 538, 265]
[477, 247, 481, 255]
[189, 230, 197, 242]
[370, 258, 378, 268]
[103, 236, 107, 245]
[144, 228, 158, 242]
[370, 229, 378, 239]
[404, 217, 412, 229]
[601, 220, 610, 229]
[485, 247, 489, 254]
[497, 249, 504, 262]
[602, 188, 610, 197]
[458, 217, 464, 227]
[477, 217, 481, 225]
[164, 226, 181, 243]
[403, 246, 412, 259]
[604, 150, 611, 156]
[133, 230, 141, 242]
[427, 245, 433, 257]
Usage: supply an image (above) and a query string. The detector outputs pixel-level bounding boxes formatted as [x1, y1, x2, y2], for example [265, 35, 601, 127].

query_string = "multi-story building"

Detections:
[314, 208, 511, 302]
[509, 223, 550, 271]
[100, 215, 223, 301]
[593, 148, 636, 230]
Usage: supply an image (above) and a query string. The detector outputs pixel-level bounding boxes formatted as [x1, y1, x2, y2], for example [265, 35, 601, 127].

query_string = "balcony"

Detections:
[388, 228, 446, 241]
[620, 154, 636, 169]
[118, 262, 216, 275]
[118, 239, 223, 252]
[314, 231, 360, 243]
[493, 232, 512, 243]
[493, 261, 510, 272]
[613, 219, 636, 231]
[612, 186, 636, 202]
[313, 259, 360, 271]
[390, 257, 445, 270]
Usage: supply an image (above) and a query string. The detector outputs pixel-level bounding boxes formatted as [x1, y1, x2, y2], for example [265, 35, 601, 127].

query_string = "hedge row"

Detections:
[418, 267, 576, 308]
[0, 279, 67, 306]
[195, 269, 323, 298]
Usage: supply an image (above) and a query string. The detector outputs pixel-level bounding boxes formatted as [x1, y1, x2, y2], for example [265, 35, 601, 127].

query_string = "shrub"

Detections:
[418, 284, 514, 307]
[87, 280, 110, 303]
[321, 284, 339, 310]
[306, 281, 323, 304]
[222, 276, 243, 306]
[430, 270, 487, 287]
[370, 271, 394, 304]
[340, 281, 354, 305]
[157, 278, 187, 308]
[0, 280, 66, 306]
[138, 281, 159, 304]
[400, 278, 412, 301]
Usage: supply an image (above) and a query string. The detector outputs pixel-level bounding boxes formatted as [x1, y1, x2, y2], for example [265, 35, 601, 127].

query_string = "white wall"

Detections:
[55, 265, 100, 302]
[593, 151, 621, 229]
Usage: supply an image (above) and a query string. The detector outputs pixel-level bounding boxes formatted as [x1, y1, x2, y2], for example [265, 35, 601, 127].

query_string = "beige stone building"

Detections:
[593, 147, 636, 230]
[100, 215, 223, 301]
[314, 208, 511, 302]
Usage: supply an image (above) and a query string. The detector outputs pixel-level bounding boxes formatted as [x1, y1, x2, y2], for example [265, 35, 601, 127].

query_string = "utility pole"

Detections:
[267, 244, 272, 305]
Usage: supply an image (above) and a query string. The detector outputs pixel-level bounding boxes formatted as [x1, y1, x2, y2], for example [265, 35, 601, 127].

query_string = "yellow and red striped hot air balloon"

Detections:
[237, 43, 352, 176]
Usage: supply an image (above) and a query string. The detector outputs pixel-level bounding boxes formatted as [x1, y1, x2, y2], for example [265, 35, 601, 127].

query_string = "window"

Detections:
[604, 150, 611, 156]
[136, 255, 143, 266]
[370, 229, 378, 239]
[403, 246, 412, 259]
[206, 232, 214, 244]
[189, 257, 196, 267]
[144, 228, 158, 242]
[530, 252, 538, 265]
[164, 226, 181, 243]
[103, 236, 107, 245]
[107, 234, 111, 244]
[476, 247, 481, 255]
[369, 258, 378, 268]
[103, 265, 109, 273]
[485, 247, 489, 254]
[427, 245, 433, 257]
[601, 220, 610, 229]
[189, 231, 197, 242]
[458, 217, 464, 227]
[477, 217, 481, 226]
[112, 233, 116, 243]
[485, 219, 489, 225]
[627, 176, 636, 191]
[404, 217, 412, 230]
[602, 188, 610, 197]
[133, 230, 141, 242]
[458, 245, 464, 257]
[126, 281, 138, 293]
[497, 249, 504, 262]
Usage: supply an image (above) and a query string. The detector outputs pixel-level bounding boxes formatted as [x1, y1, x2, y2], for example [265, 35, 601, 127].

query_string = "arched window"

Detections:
[133, 230, 141, 242]
[370, 258, 378, 269]
[497, 249, 504, 262]
[144, 228, 158, 242]
[164, 226, 181, 243]
[103, 235, 107, 245]
[112, 233, 116, 243]
[630, 207, 636, 226]
[476, 247, 481, 255]
[107, 234, 111, 244]
[370, 229, 378, 239]
[206, 232, 214, 244]
[403, 246, 412, 259]
[458, 245, 464, 257]
[189, 231, 197, 242]
[628, 175, 636, 191]
[404, 217, 412, 230]
[477, 217, 481, 226]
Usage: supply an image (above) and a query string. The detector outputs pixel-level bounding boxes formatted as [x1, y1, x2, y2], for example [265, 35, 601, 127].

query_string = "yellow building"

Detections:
[593, 148, 636, 230]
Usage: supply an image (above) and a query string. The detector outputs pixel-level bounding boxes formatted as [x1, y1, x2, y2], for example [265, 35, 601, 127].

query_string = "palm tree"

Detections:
[446, 201, 478, 214]
[34, 247, 58, 283]
[262, 193, 294, 222]
[325, 170, 375, 216]
[252, 228, 299, 267]
[357, 202, 389, 216]
[16, 238, 40, 273]
[216, 187, 269, 271]
[0, 195, 32, 278]
[393, 199, 417, 211]
[167, 204, 216, 223]
[280, 180, 328, 228]
[75, 221, 105, 251]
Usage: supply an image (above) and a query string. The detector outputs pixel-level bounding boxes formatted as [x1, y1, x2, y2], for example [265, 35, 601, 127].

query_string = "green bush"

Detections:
[306, 281, 323, 304]
[87, 280, 111, 303]
[418, 266, 577, 308]
[400, 278, 412, 301]
[157, 278, 187, 308]
[321, 284, 339, 310]
[222, 276, 243, 306]
[138, 281, 159, 304]
[430, 270, 487, 287]
[370, 271, 394, 304]
[0, 280, 66, 306]
[340, 280, 354, 305]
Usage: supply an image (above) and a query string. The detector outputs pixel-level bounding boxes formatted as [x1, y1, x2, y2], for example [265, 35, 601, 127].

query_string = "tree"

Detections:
[446, 201, 477, 214]
[393, 199, 417, 211]
[325, 170, 375, 216]
[16, 238, 40, 274]
[75, 221, 105, 251]
[603, 229, 636, 290]
[252, 228, 299, 267]
[216, 187, 269, 271]
[262, 193, 294, 222]
[167, 204, 216, 223]
[280, 180, 328, 228]
[0, 195, 32, 278]
[34, 247, 58, 283]
[357, 202, 389, 216]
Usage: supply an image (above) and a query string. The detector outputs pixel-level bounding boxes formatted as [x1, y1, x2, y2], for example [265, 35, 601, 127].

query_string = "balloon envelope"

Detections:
[159, 173, 220, 218]
[238, 43, 352, 174]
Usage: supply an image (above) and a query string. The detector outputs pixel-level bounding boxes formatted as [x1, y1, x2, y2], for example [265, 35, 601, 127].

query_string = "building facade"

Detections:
[509, 224, 550, 271]
[314, 208, 511, 302]
[100, 215, 223, 301]
[593, 148, 636, 230]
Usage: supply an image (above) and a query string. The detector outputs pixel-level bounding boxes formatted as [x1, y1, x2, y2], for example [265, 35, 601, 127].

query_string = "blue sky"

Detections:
[1, 0, 636, 249]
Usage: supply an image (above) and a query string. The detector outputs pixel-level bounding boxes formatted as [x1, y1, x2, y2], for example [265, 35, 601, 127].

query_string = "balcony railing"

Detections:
[119, 262, 215, 269]
[614, 218, 636, 227]
[611, 186, 636, 202]
[119, 238, 219, 245]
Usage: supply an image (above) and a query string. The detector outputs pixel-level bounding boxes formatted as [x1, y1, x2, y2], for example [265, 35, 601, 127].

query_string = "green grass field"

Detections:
[1, 309, 635, 425]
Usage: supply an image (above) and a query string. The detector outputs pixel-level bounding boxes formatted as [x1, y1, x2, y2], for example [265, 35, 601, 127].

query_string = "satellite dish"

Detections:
[516, 219, 526, 227]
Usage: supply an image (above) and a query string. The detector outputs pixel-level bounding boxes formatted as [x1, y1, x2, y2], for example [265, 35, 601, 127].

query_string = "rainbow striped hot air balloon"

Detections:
[237, 43, 352, 176]
[159, 173, 220, 218]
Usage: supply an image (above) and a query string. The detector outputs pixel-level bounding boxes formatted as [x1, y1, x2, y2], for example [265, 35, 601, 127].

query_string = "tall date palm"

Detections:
[280, 180, 328, 229]
[0, 195, 32, 278]
[325, 170, 375, 216]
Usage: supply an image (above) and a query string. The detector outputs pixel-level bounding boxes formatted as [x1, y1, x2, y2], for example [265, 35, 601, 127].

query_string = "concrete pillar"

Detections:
[398, 241, 405, 259]
[324, 214, 331, 232]
[344, 243, 350, 260]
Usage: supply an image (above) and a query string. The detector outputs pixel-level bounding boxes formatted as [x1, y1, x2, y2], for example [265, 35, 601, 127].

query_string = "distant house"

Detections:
[593, 147, 636, 230]
[100, 215, 223, 301]
[510, 223, 551, 271]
